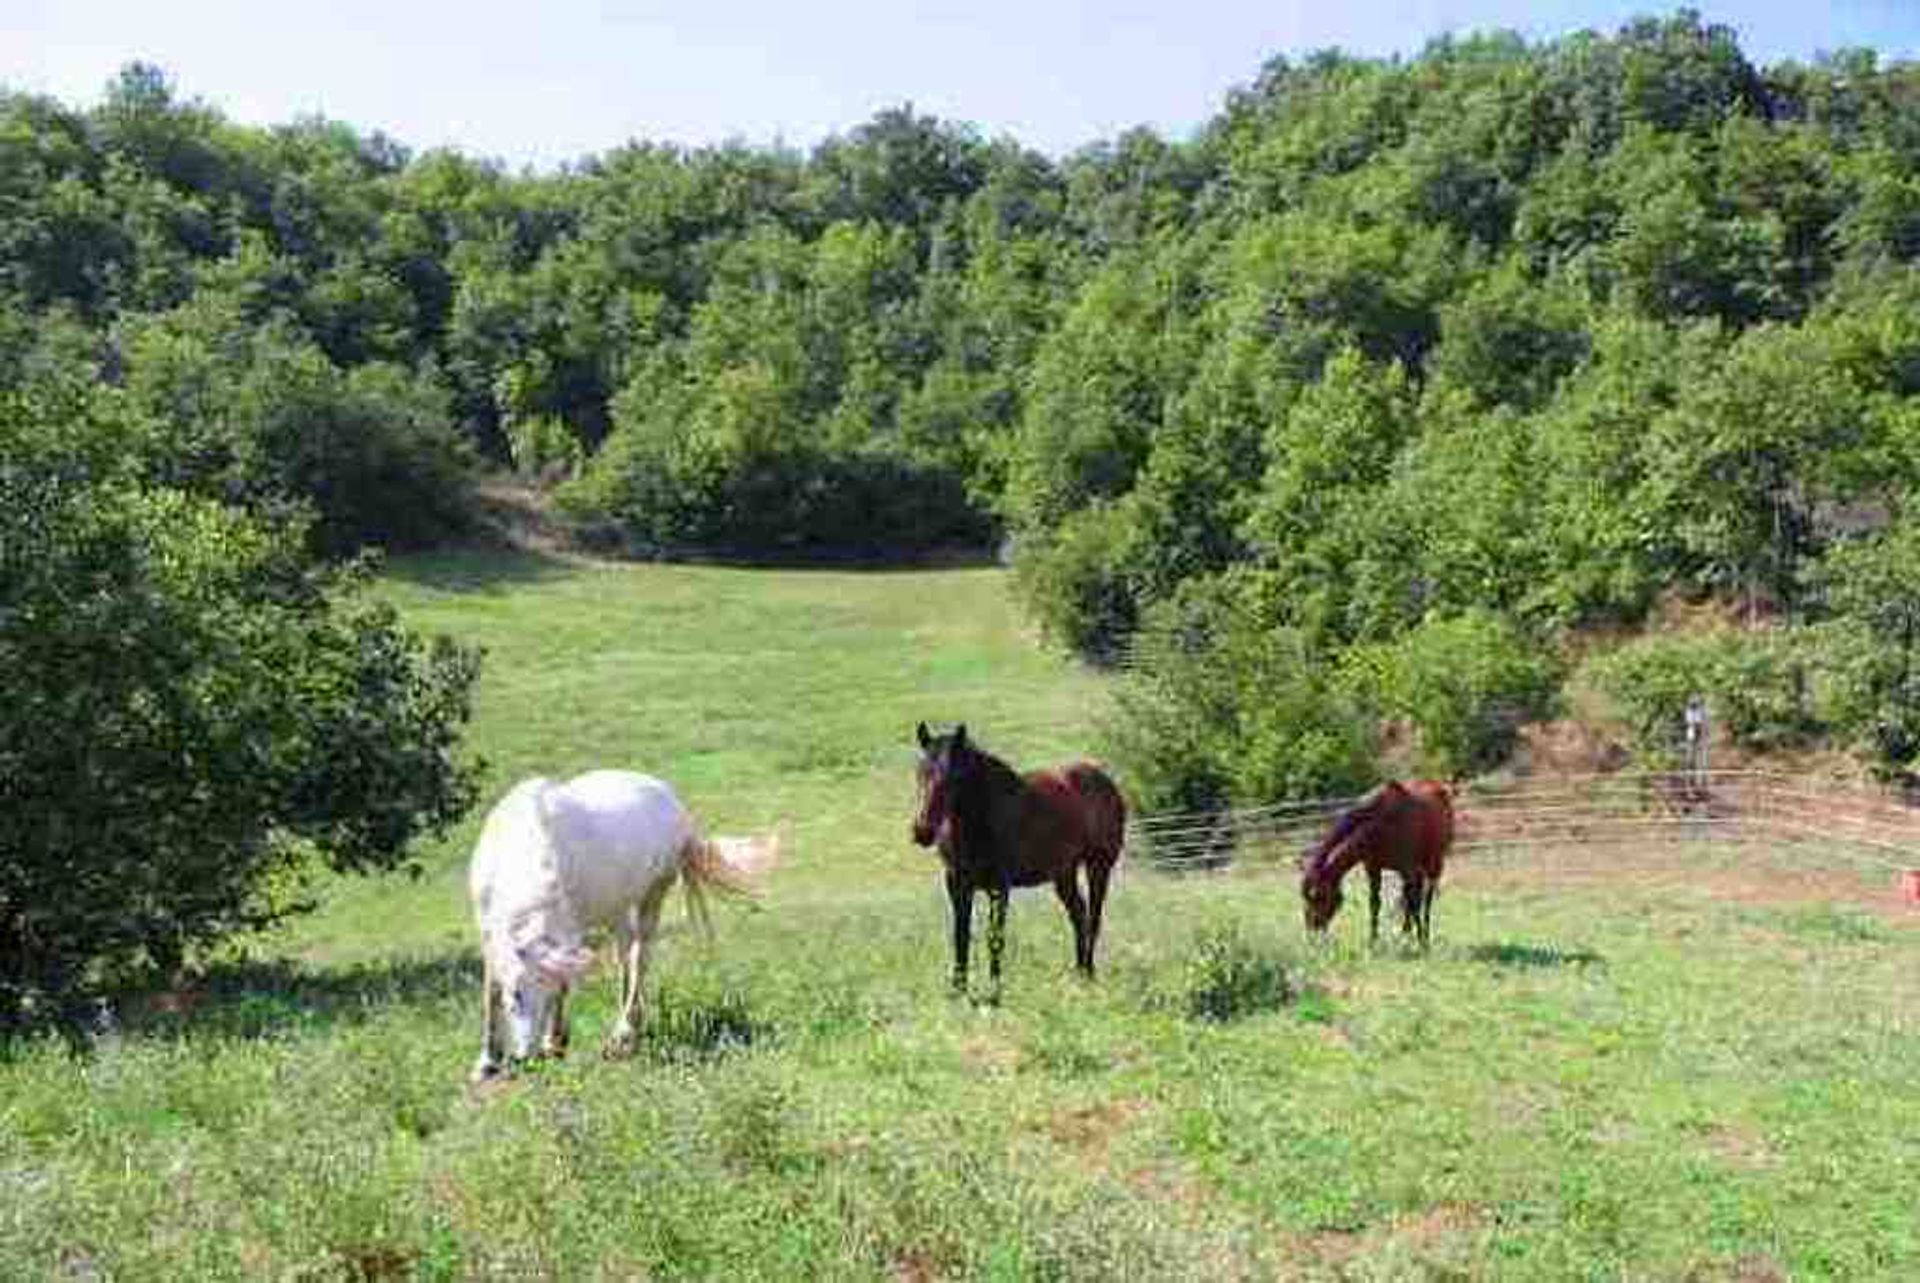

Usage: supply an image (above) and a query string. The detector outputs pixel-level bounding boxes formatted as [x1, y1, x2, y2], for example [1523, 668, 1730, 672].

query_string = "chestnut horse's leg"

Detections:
[1053, 871, 1090, 975]
[1366, 865, 1383, 944]
[1085, 858, 1114, 977]
[946, 870, 973, 992]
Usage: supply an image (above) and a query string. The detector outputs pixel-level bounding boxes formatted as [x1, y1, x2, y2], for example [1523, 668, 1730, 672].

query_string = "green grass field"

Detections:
[4, 551, 1918, 1280]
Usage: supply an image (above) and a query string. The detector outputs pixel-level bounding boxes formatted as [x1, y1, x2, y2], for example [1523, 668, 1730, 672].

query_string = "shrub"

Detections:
[0, 377, 482, 1034]
[1010, 501, 1139, 659]
[1182, 923, 1293, 1023]
[1104, 575, 1380, 816]
[1808, 521, 1920, 775]
[1581, 627, 1820, 762]
[117, 303, 478, 555]
[1342, 609, 1563, 778]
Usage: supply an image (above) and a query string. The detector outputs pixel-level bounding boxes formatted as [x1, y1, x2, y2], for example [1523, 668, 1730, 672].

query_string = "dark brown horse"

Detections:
[1300, 779, 1454, 947]
[910, 722, 1126, 996]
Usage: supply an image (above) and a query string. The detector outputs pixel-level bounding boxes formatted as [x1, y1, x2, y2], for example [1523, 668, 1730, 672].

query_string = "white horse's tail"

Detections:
[679, 825, 784, 940]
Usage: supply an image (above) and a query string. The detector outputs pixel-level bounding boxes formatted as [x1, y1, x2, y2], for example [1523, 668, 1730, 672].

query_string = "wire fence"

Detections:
[1125, 770, 1920, 885]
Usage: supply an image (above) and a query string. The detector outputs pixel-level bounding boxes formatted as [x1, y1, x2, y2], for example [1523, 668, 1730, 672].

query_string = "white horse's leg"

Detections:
[604, 920, 641, 1058]
[606, 888, 669, 1058]
[541, 981, 571, 1058]
[471, 954, 504, 1082]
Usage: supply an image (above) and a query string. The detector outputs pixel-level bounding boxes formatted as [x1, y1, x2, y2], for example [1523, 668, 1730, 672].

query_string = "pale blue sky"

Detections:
[2, 2, 1915, 167]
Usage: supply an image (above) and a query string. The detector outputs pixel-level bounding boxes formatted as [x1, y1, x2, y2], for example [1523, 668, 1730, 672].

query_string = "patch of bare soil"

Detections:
[1044, 1097, 1148, 1156]
[1454, 860, 1917, 925]
[1682, 1253, 1791, 1282]
[1692, 1122, 1778, 1172]
[957, 1033, 1022, 1076]
[891, 1249, 942, 1283]
[1287, 1202, 1487, 1269]
[1126, 1159, 1215, 1210]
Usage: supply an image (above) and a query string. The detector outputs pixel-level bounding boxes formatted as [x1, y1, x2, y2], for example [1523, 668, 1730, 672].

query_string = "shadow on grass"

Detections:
[1466, 942, 1605, 969]
[645, 989, 777, 1060]
[380, 546, 582, 594]
[116, 953, 480, 1042]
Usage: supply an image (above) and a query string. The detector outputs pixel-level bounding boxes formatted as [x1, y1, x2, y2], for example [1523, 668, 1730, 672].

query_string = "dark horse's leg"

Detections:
[1366, 865, 1383, 945]
[987, 884, 1011, 1001]
[1420, 878, 1439, 949]
[1053, 870, 1091, 975]
[1084, 857, 1115, 978]
[946, 871, 973, 992]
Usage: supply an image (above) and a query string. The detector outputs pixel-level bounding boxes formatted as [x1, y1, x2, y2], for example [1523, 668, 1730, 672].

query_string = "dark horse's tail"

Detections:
[1062, 763, 1127, 865]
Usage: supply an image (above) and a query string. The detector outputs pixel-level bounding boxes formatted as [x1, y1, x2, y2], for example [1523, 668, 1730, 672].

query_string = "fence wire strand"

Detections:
[1124, 770, 1920, 878]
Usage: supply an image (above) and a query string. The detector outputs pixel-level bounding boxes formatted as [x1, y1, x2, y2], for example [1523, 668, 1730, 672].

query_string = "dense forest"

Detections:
[7, 11, 1920, 1009]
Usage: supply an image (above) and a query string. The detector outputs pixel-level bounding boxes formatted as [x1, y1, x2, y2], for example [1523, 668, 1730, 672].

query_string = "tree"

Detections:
[0, 375, 482, 1032]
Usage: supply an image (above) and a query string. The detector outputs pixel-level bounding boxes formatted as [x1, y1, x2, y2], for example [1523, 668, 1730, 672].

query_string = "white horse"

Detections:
[468, 770, 780, 1081]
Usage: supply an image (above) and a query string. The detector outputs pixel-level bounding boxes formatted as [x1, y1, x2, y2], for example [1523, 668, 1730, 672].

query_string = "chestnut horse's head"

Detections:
[911, 721, 971, 847]
[1299, 863, 1343, 933]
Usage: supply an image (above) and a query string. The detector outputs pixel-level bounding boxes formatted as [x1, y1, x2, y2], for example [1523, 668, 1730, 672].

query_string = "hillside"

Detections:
[3, 552, 1916, 1279]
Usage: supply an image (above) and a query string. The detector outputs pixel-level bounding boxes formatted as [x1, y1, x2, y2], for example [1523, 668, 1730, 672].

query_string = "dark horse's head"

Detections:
[911, 721, 973, 847]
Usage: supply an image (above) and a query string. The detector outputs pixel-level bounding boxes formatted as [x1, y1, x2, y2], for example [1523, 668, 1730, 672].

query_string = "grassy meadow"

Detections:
[3, 551, 1918, 1280]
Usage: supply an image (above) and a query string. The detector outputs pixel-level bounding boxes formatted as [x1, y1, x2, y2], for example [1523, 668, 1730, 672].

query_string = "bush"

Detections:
[1104, 575, 1380, 816]
[1581, 627, 1820, 762]
[1010, 501, 1139, 659]
[1808, 521, 1920, 775]
[1182, 923, 1293, 1023]
[117, 301, 478, 555]
[563, 363, 990, 556]
[1342, 609, 1563, 778]
[0, 377, 483, 1034]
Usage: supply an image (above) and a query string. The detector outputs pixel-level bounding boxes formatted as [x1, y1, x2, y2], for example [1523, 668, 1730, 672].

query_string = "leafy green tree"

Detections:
[0, 375, 481, 1031]
[1812, 519, 1920, 773]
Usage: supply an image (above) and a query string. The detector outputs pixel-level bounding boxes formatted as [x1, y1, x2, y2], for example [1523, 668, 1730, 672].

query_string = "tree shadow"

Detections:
[1465, 942, 1605, 969]
[113, 953, 481, 1043]
[380, 547, 583, 594]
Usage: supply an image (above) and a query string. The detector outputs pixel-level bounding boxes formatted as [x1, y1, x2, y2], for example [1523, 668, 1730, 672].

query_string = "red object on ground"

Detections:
[1901, 869, 1920, 906]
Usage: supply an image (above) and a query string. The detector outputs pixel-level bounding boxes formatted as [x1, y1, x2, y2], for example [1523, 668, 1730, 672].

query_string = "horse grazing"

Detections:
[910, 722, 1126, 996]
[1300, 779, 1454, 947]
[467, 771, 780, 1082]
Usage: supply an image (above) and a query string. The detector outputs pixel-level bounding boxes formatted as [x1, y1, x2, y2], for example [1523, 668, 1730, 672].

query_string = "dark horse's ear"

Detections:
[953, 723, 968, 750]
[916, 721, 932, 750]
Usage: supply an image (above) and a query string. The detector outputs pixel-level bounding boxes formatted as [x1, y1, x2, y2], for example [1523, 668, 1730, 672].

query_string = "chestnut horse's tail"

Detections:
[1405, 780, 1455, 877]
[1063, 763, 1128, 866]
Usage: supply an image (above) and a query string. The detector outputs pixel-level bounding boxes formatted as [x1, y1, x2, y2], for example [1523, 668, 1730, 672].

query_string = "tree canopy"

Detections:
[7, 12, 1920, 815]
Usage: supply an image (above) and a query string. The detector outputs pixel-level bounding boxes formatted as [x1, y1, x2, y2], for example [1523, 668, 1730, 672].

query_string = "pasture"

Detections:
[3, 552, 1918, 1280]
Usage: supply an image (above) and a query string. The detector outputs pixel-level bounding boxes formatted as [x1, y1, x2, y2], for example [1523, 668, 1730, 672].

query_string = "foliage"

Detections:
[1580, 626, 1821, 762]
[1808, 519, 1920, 773]
[6, 18, 1920, 783]
[0, 377, 481, 1031]
[1341, 610, 1563, 778]
[1104, 576, 1380, 814]
[1180, 922, 1293, 1023]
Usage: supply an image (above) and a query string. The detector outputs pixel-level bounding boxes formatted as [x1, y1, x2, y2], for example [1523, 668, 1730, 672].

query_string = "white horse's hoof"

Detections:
[469, 1058, 506, 1084]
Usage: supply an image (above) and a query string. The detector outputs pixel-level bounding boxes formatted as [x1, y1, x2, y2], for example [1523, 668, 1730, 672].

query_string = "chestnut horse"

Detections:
[910, 722, 1126, 996]
[1300, 779, 1454, 947]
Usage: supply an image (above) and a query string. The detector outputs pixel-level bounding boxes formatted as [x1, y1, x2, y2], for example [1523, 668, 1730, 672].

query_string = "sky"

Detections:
[2, 1, 1917, 168]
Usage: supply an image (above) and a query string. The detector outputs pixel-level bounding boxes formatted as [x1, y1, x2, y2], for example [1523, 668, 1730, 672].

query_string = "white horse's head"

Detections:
[492, 914, 595, 1060]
